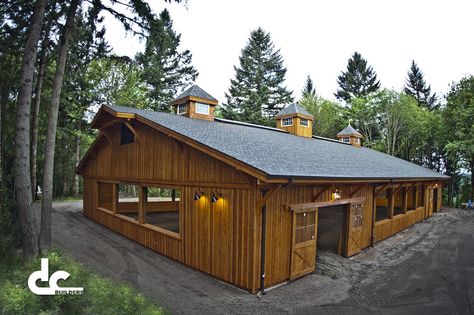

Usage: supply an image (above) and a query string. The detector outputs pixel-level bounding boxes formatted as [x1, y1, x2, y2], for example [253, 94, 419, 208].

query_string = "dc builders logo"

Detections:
[28, 258, 84, 295]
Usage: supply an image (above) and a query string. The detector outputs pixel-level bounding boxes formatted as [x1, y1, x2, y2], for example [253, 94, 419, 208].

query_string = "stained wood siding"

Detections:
[81, 119, 259, 291]
[261, 184, 374, 287]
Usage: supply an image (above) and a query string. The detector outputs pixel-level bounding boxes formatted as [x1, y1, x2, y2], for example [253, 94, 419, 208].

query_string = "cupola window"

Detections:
[196, 102, 210, 115]
[282, 117, 293, 127]
[300, 118, 309, 127]
[177, 103, 187, 115]
[342, 137, 350, 143]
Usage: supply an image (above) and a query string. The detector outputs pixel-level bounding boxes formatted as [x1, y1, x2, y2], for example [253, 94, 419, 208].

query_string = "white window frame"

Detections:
[195, 102, 210, 115]
[177, 103, 187, 115]
[300, 118, 309, 127]
[282, 117, 293, 127]
[354, 137, 360, 144]
[342, 136, 350, 143]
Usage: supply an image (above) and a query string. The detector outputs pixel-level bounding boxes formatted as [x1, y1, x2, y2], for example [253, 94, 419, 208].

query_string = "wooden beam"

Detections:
[288, 197, 366, 212]
[349, 183, 368, 198]
[116, 112, 136, 119]
[100, 118, 121, 131]
[112, 183, 118, 214]
[138, 186, 147, 224]
[392, 183, 404, 195]
[100, 130, 112, 144]
[256, 185, 282, 210]
[124, 121, 139, 143]
[313, 185, 332, 202]
[375, 182, 391, 196]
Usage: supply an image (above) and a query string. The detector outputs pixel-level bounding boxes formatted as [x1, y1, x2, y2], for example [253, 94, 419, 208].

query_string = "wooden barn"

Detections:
[76, 85, 449, 293]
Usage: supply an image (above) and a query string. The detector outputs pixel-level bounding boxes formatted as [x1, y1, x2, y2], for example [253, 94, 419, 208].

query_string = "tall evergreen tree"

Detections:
[335, 51, 380, 103]
[222, 27, 293, 125]
[136, 9, 198, 111]
[302, 75, 316, 98]
[404, 60, 437, 110]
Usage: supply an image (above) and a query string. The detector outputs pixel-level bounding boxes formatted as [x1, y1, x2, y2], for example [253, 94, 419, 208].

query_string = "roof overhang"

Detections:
[170, 95, 219, 106]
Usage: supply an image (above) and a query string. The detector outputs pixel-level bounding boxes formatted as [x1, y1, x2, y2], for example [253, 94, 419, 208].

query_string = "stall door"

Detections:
[290, 209, 318, 280]
[345, 201, 364, 257]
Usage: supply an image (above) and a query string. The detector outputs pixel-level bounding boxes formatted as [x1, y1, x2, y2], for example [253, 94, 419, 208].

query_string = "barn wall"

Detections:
[261, 184, 374, 287]
[81, 120, 259, 291]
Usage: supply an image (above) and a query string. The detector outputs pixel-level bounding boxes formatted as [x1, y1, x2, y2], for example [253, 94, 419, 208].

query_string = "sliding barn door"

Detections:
[346, 201, 364, 257]
[290, 209, 318, 280]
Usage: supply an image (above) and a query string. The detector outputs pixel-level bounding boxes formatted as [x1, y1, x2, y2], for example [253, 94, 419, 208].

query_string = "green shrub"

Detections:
[0, 250, 164, 315]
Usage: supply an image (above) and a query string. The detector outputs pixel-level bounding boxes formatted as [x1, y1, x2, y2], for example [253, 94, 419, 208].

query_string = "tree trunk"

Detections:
[0, 91, 3, 217]
[72, 135, 80, 197]
[39, 0, 80, 252]
[470, 161, 474, 201]
[31, 13, 53, 200]
[15, 0, 49, 260]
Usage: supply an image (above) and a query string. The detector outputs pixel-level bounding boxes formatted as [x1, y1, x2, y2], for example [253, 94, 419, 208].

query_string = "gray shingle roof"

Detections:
[173, 85, 217, 102]
[337, 124, 363, 137]
[100, 105, 449, 180]
[276, 103, 313, 118]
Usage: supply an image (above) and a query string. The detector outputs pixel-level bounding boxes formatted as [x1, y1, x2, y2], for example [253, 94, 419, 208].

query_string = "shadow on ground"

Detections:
[52, 202, 474, 314]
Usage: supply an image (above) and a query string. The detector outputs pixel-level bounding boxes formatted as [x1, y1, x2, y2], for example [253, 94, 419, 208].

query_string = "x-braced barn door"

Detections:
[346, 201, 364, 257]
[290, 209, 318, 280]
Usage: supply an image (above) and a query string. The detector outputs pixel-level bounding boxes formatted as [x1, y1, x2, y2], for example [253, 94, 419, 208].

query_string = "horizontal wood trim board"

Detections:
[288, 197, 366, 211]
[83, 176, 251, 189]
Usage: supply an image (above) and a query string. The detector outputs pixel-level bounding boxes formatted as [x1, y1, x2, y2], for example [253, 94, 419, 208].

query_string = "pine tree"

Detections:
[404, 60, 437, 110]
[335, 52, 380, 103]
[302, 75, 316, 98]
[222, 27, 293, 125]
[136, 9, 198, 111]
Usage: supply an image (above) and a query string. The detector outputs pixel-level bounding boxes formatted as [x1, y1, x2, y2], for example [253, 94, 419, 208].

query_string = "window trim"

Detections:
[177, 103, 187, 115]
[195, 102, 210, 115]
[300, 118, 309, 127]
[342, 136, 350, 143]
[281, 117, 293, 127]
[95, 180, 183, 240]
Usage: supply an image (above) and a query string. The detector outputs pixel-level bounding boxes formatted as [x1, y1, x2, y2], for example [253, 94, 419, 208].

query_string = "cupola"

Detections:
[170, 85, 218, 121]
[337, 124, 362, 147]
[275, 103, 314, 138]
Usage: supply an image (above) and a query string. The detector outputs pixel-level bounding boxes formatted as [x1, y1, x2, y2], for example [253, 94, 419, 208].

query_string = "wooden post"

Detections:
[112, 183, 118, 214]
[402, 187, 407, 214]
[389, 188, 394, 219]
[138, 186, 147, 224]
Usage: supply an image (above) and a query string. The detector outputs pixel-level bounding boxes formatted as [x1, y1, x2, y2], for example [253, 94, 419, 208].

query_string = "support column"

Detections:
[138, 186, 147, 224]
[402, 187, 407, 214]
[389, 188, 394, 219]
[112, 183, 118, 214]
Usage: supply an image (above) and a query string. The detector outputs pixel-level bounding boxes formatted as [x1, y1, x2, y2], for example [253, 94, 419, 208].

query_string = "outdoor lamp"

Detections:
[194, 189, 204, 200]
[211, 192, 221, 203]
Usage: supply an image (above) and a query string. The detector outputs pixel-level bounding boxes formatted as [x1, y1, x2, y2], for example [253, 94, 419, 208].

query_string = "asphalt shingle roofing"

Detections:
[102, 105, 449, 180]
[337, 124, 363, 137]
[276, 103, 313, 118]
[173, 85, 217, 102]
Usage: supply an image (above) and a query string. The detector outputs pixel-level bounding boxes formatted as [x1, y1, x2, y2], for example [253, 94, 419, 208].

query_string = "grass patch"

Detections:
[52, 196, 82, 202]
[0, 250, 164, 315]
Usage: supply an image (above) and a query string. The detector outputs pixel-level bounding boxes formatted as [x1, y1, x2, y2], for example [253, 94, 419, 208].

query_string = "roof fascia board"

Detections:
[170, 95, 219, 106]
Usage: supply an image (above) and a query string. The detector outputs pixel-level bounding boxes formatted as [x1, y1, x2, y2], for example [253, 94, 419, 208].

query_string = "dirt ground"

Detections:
[51, 202, 474, 314]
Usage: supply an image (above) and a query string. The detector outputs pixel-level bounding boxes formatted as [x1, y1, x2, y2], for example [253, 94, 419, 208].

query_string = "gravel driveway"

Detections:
[52, 202, 474, 314]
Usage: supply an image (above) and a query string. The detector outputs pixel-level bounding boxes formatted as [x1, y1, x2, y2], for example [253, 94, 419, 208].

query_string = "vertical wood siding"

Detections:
[81, 121, 258, 291]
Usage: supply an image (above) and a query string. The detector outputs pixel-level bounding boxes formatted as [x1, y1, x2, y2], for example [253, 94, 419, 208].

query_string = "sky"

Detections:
[103, 0, 474, 103]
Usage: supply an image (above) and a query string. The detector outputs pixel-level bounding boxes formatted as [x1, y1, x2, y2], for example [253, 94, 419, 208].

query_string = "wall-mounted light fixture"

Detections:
[194, 189, 204, 200]
[332, 187, 342, 200]
[211, 192, 222, 203]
